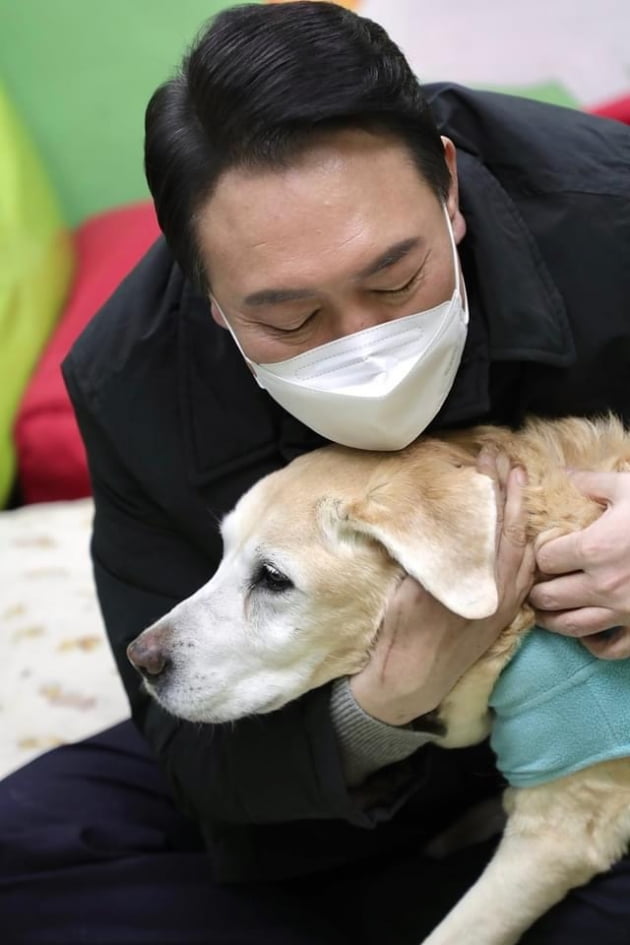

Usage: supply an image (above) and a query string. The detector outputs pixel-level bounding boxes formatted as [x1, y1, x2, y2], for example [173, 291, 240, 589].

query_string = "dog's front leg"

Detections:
[420, 768, 630, 945]
[419, 826, 587, 945]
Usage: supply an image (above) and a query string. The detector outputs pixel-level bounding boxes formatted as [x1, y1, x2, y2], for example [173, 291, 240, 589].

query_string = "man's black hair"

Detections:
[144, 1, 450, 287]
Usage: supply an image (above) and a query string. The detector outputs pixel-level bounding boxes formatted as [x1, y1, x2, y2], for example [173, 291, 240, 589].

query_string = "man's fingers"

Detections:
[490, 465, 535, 622]
[535, 605, 618, 638]
[504, 466, 527, 533]
[536, 471, 630, 575]
[476, 448, 509, 546]
[568, 470, 620, 504]
[497, 466, 528, 560]
[529, 571, 592, 612]
[535, 529, 588, 575]
[580, 625, 630, 660]
[515, 541, 537, 594]
[476, 446, 498, 479]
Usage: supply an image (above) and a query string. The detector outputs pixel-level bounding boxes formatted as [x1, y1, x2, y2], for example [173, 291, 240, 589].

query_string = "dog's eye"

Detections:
[253, 563, 294, 593]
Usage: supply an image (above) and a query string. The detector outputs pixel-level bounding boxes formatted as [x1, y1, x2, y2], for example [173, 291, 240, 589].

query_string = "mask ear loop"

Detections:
[210, 297, 266, 386]
[442, 203, 469, 323]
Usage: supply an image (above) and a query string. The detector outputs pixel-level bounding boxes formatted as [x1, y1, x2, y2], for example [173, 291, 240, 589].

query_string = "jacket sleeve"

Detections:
[62, 355, 427, 831]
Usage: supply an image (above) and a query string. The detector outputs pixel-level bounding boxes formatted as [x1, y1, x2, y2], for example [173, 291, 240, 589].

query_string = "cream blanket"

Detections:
[0, 499, 128, 778]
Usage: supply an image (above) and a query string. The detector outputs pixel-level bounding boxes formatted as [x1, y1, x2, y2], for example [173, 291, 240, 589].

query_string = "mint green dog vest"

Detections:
[489, 627, 630, 787]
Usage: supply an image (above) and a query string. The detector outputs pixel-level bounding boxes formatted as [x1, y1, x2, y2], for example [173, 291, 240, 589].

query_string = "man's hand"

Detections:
[350, 460, 535, 726]
[530, 470, 630, 659]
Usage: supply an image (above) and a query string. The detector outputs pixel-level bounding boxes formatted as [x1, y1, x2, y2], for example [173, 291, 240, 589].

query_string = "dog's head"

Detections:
[127, 440, 499, 723]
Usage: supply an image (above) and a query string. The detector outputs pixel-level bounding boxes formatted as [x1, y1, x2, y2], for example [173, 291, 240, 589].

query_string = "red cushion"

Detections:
[589, 94, 630, 125]
[15, 202, 161, 503]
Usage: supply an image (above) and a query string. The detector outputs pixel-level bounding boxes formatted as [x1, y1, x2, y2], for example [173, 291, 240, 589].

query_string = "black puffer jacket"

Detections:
[62, 84, 630, 881]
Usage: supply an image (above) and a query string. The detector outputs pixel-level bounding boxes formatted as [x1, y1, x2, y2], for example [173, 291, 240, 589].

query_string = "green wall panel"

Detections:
[0, 1, 246, 224]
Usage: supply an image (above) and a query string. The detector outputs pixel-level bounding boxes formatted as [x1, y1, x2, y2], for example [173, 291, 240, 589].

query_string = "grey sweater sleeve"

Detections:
[329, 677, 432, 787]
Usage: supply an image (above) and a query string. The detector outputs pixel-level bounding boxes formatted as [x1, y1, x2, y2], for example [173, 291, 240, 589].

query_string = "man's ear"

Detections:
[441, 136, 466, 244]
[335, 462, 499, 619]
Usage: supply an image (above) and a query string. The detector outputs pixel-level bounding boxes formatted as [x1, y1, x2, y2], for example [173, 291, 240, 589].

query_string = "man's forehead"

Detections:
[196, 130, 439, 286]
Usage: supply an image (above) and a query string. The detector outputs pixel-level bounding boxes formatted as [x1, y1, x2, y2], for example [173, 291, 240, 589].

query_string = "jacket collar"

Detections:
[178, 149, 575, 486]
[456, 150, 575, 365]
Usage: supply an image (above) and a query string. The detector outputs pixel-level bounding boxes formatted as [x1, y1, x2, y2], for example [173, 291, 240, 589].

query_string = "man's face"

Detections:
[197, 129, 465, 364]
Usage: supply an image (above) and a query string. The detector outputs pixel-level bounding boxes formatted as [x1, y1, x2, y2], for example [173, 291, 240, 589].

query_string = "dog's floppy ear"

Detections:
[335, 460, 499, 619]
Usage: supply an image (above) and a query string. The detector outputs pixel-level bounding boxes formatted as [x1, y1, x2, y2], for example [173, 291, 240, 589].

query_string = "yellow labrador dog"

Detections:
[129, 415, 630, 945]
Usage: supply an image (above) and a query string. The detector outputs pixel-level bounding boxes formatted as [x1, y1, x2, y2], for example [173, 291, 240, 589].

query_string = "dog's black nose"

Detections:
[127, 634, 170, 678]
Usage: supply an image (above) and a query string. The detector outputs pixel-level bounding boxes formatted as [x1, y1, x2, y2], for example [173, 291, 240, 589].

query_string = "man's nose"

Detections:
[127, 630, 170, 679]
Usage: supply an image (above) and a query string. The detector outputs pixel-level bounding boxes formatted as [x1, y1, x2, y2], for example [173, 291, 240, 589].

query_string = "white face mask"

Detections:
[215, 205, 469, 451]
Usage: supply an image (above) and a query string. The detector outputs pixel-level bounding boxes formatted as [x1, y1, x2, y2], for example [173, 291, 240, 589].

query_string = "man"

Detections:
[2, 3, 630, 943]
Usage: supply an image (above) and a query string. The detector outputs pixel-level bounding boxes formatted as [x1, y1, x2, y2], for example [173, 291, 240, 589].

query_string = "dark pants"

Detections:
[1, 721, 630, 945]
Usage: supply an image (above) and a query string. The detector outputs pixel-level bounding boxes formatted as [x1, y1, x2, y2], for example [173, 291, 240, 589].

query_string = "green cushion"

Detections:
[0, 83, 74, 506]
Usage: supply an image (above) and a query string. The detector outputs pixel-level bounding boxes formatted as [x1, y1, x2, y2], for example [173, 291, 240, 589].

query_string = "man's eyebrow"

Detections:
[243, 287, 317, 307]
[242, 237, 423, 308]
[358, 237, 423, 278]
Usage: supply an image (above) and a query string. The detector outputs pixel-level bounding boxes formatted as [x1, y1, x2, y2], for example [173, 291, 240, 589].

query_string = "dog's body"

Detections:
[129, 416, 630, 945]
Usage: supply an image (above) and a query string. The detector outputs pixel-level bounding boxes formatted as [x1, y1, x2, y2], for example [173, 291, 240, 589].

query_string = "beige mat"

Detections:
[0, 498, 128, 779]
